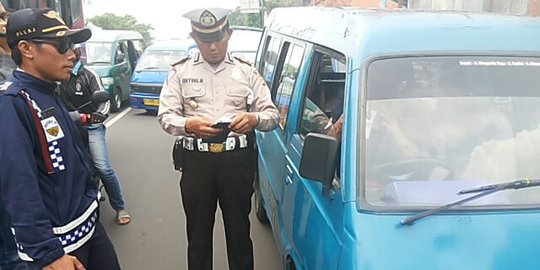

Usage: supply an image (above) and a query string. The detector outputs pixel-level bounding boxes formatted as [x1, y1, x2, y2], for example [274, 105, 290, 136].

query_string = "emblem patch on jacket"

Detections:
[41, 117, 65, 142]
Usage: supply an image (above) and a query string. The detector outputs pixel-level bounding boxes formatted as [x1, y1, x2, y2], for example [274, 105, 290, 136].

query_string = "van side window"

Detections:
[299, 51, 346, 138]
[115, 42, 128, 64]
[261, 36, 282, 96]
[274, 44, 305, 128]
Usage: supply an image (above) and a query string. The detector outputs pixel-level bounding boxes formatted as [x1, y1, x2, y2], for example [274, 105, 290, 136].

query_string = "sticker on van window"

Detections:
[459, 60, 540, 67]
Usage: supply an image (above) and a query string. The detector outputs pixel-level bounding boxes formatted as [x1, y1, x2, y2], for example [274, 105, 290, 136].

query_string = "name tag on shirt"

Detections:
[41, 116, 65, 142]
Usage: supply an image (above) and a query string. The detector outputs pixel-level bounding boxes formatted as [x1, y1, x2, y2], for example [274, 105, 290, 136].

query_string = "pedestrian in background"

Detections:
[0, 3, 26, 269]
[0, 3, 15, 82]
[58, 46, 131, 226]
[0, 8, 121, 269]
[158, 7, 279, 270]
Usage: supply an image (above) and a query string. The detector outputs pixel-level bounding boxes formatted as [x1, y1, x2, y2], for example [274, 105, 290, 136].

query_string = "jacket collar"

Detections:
[13, 69, 58, 96]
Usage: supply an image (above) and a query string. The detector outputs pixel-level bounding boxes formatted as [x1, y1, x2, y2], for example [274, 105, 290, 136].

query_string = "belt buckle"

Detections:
[209, 143, 225, 153]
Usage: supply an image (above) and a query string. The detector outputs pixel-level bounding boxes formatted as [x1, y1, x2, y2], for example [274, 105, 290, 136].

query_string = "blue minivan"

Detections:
[129, 39, 197, 112]
[254, 7, 540, 270]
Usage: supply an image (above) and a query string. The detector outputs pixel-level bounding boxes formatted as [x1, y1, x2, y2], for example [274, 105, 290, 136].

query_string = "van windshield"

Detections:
[363, 55, 540, 209]
[86, 42, 113, 65]
[135, 50, 187, 72]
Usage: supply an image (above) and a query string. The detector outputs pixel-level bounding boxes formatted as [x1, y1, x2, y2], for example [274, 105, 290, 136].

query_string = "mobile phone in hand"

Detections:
[211, 122, 231, 129]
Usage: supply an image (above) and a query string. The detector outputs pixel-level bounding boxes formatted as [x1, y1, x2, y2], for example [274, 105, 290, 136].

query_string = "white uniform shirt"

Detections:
[158, 53, 279, 137]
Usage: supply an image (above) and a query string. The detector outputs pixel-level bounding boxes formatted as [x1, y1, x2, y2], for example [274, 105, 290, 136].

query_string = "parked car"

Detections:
[228, 26, 262, 63]
[129, 39, 197, 112]
[255, 7, 540, 270]
[86, 30, 144, 112]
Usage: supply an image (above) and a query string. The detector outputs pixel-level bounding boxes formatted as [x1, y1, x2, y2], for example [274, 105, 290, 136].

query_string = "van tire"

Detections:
[254, 173, 270, 225]
[111, 88, 122, 112]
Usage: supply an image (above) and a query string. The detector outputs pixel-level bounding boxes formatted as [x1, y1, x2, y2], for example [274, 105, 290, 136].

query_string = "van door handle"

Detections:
[285, 165, 293, 185]
[286, 175, 293, 185]
[286, 164, 293, 174]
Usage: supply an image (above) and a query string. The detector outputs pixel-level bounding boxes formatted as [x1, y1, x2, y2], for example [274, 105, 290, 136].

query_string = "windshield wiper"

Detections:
[400, 179, 540, 226]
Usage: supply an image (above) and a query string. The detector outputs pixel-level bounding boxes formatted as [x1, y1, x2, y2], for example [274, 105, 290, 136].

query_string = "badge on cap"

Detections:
[199, 10, 217, 27]
[43, 10, 66, 25]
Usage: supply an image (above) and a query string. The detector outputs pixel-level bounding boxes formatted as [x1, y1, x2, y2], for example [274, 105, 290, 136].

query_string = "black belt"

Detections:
[182, 134, 249, 153]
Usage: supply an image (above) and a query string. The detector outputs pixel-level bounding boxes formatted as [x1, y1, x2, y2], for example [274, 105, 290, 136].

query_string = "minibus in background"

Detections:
[129, 38, 197, 112]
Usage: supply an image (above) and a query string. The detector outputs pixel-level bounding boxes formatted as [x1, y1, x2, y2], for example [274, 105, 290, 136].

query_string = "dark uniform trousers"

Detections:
[180, 139, 256, 270]
[25, 222, 121, 270]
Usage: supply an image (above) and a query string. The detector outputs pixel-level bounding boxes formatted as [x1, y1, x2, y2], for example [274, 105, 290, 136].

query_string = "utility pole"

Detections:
[259, 0, 265, 27]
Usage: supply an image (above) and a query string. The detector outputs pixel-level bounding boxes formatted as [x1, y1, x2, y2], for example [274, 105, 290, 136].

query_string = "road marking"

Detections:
[105, 107, 131, 128]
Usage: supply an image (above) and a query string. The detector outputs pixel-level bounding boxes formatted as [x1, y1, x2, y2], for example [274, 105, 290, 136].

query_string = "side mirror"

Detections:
[115, 53, 126, 64]
[91, 91, 110, 104]
[299, 133, 338, 196]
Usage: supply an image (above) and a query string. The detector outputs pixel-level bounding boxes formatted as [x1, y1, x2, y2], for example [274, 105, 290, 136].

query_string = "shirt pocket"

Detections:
[182, 85, 206, 100]
[226, 86, 251, 109]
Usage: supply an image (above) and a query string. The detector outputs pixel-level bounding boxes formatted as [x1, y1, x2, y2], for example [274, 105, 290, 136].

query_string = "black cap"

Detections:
[183, 8, 231, 42]
[6, 8, 91, 47]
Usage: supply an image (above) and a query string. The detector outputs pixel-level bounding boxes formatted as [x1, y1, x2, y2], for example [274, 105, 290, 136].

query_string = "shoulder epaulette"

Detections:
[234, 56, 253, 66]
[172, 55, 192, 67]
[2, 82, 19, 96]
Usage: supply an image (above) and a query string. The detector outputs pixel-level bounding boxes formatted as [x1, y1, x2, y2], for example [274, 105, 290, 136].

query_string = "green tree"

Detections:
[88, 13, 154, 46]
[265, 0, 305, 13]
[229, 8, 263, 28]
[229, 0, 306, 27]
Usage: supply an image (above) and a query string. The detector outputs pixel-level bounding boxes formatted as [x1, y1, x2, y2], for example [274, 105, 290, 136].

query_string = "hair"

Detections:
[11, 45, 21, 65]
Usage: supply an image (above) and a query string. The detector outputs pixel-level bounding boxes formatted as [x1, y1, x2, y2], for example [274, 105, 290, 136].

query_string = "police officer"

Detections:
[0, 8, 121, 270]
[158, 7, 279, 270]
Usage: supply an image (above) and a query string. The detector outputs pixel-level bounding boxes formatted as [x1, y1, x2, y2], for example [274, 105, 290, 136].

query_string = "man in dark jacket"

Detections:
[58, 48, 131, 225]
[0, 8, 121, 270]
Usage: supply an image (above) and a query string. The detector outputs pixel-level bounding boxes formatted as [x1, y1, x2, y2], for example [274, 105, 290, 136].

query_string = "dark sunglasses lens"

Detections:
[58, 39, 75, 54]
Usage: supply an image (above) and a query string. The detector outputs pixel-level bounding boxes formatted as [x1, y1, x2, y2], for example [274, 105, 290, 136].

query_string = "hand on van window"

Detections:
[333, 115, 344, 140]
[230, 112, 258, 134]
[185, 117, 223, 138]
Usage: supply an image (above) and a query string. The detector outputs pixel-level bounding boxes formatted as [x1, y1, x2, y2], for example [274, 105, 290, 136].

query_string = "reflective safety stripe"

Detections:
[14, 200, 99, 261]
[53, 200, 98, 234]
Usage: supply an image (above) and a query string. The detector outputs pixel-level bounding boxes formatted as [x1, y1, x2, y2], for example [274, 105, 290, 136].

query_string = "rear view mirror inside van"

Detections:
[300, 133, 338, 195]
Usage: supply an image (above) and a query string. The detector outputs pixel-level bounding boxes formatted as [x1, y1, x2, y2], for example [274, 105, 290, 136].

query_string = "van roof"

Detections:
[88, 30, 143, 42]
[145, 39, 197, 51]
[266, 7, 540, 64]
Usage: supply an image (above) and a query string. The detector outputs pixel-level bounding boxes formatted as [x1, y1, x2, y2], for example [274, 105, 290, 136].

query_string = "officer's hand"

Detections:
[185, 117, 223, 138]
[44, 255, 85, 270]
[230, 112, 258, 134]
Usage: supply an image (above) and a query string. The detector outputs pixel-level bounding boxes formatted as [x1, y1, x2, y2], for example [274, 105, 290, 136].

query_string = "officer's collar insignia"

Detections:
[199, 10, 217, 27]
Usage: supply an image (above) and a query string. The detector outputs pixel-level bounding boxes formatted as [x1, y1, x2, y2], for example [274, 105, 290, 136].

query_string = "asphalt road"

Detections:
[98, 107, 282, 270]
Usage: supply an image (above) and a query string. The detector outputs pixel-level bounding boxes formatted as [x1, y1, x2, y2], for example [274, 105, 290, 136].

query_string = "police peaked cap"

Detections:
[183, 7, 231, 42]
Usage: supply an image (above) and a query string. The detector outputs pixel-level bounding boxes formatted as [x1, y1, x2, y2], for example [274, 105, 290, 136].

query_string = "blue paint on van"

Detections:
[254, 7, 540, 270]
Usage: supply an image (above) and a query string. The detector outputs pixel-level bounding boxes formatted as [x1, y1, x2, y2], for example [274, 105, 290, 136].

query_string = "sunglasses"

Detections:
[30, 38, 75, 54]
